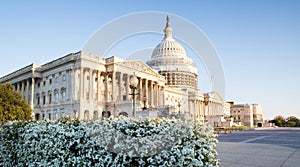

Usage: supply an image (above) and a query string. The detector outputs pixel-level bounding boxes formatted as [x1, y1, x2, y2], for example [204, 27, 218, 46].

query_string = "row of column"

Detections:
[207, 101, 223, 116]
[188, 100, 205, 116]
[14, 77, 35, 110]
[77, 68, 164, 107]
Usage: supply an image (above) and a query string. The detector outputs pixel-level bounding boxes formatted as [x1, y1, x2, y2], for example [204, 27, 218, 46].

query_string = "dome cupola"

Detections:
[148, 16, 198, 89]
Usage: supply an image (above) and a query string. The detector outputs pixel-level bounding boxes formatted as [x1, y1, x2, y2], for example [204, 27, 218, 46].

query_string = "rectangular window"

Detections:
[62, 91, 66, 101]
[53, 109, 57, 120]
[37, 96, 40, 105]
[43, 81, 46, 86]
[62, 74, 66, 81]
[49, 94, 52, 104]
[60, 109, 65, 118]
[55, 93, 59, 103]
[43, 95, 46, 105]
[49, 79, 52, 85]
[55, 77, 59, 83]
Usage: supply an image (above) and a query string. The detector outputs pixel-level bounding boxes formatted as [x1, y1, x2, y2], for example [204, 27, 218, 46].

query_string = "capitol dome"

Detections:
[148, 16, 198, 89]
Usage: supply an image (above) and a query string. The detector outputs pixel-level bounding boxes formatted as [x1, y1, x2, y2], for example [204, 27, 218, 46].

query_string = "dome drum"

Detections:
[148, 16, 199, 90]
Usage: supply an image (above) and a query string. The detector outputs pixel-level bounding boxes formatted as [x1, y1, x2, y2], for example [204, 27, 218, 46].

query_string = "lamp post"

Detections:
[130, 74, 139, 118]
[178, 101, 181, 114]
[142, 96, 147, 110]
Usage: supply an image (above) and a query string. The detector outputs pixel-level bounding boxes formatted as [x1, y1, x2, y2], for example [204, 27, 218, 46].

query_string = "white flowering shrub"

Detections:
[0, 117, 219, 166]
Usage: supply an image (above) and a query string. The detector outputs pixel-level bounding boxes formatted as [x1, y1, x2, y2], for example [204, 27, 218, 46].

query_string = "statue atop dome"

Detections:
[164, 16, 173, 40]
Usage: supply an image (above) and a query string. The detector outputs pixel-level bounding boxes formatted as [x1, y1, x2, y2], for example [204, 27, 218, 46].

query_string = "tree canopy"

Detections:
[0, 83, 32, 124]
[271, 115, 300, 127]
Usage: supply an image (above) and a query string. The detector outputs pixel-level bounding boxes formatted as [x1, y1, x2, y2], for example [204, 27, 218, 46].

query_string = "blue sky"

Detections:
[0, 0, 299, 119]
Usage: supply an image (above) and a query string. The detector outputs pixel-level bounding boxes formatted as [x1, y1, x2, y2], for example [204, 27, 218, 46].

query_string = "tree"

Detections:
[271, 115, 300, 127]
[0, 83, 32, 124]
[272, 115, 286, 127]
[286, 116, 300, 127]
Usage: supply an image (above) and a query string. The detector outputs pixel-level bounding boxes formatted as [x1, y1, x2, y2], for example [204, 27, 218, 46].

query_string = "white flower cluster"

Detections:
[0, 117, 220, 166]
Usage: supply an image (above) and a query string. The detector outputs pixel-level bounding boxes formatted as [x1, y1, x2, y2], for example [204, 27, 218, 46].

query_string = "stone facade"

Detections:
[230, 103, 263, 127]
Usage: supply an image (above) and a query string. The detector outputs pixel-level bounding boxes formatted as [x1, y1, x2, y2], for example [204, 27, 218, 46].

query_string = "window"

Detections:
[36, 94, 40, 105]
[43, 95, 46, 105]
[48, 91, 52, 104]
[62, 74, 66, 81]
[54, 90, 59, 103]
[55, 77, 59, 83]
[49, 79, 52, 85]
[37, 82, 40, 88]
[61, 88, 66, 102]
[43, 81, 46, 86]
[53, 109, 57, 120]
[60, 109, 65, 118]
[93, 111, 98, 119]
[84, 110, 90, 120]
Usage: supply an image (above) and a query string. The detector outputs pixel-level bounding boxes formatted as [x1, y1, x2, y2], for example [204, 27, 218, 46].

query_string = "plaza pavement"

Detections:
[216, 142, 300, 167]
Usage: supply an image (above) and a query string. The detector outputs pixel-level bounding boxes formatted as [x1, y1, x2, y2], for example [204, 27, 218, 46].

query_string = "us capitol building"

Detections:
[0, 17, 232, 127]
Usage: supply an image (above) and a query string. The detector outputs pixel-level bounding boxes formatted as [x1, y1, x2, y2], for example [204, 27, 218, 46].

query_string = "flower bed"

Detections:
[0, 117, 219, 166]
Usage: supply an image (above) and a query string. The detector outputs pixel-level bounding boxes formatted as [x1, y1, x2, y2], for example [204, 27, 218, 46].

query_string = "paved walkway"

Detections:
[216, 142, 300, 167]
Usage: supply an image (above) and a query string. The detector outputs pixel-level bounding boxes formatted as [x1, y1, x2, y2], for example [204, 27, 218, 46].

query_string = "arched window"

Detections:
[48, 91, 52, 104]
[119, 112, 128, 117]
[93, 110, 98, 119]
[102, 111, 111, 118]
[84, 110, 90, 120]
[36, 93, 40, 105]
[74, 110, 78, 118]
[35, 113, 40, 120]
[54, 89, 59, 103]
[61, 87, 66, 102]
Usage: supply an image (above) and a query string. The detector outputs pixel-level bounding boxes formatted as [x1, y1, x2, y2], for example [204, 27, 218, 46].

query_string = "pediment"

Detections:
[206, 91, 223, 101]
[117, 60, 161, 77]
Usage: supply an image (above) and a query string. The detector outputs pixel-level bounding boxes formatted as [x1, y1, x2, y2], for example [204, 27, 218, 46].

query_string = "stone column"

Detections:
[21, 81, 25, 98]
[31, 77, 35, 110]
[126, 74, 129, 100]
[157, 85, 160, 106]
[150, 80, 153, 107]
[17, 82, 20, 92]
[105, 73, 109, 102]
[155, 83, 158, 106]
[193, 99, 198, 116]
[112, 72, 116, 101]
[119, 72, 123, 101]
[161, 86, 165, 106]
[80, 68, 84, 99]
[138, 77, 142, 101]
[69, 67, 74, 102]
[89, 69, 93, 102]
[145, 79, 148, 107]
[97, 71, 101, 103]
[26, 79, 29, 101]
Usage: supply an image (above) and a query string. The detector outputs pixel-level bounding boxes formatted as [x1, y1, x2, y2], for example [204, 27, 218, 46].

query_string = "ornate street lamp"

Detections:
[178, 101, 181, 114]
[142, 96, 147, 110]
[130, 74, 139, 118]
